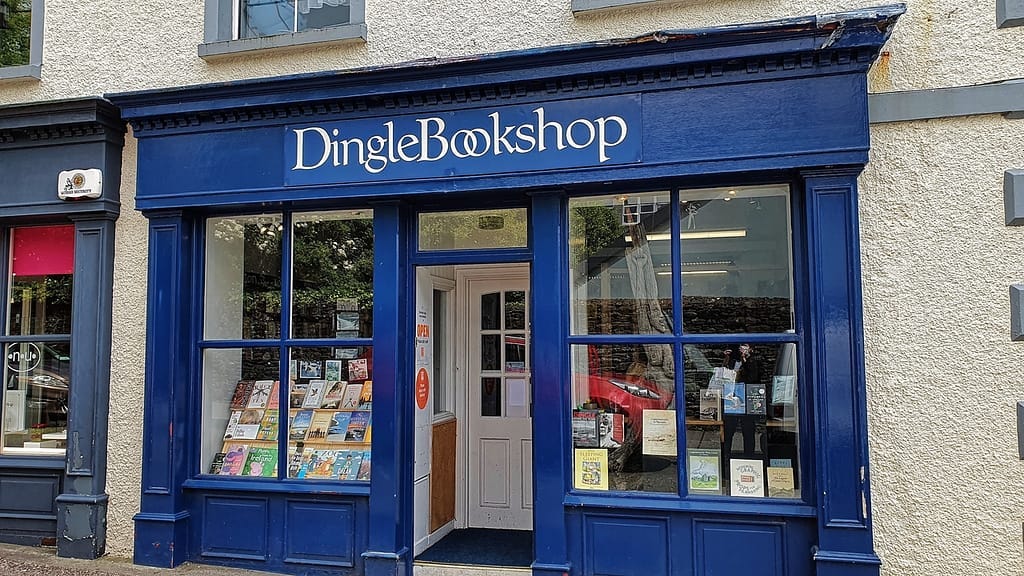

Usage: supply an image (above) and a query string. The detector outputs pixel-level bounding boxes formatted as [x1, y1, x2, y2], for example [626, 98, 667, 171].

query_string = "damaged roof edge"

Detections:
[107, 3, 905, 116]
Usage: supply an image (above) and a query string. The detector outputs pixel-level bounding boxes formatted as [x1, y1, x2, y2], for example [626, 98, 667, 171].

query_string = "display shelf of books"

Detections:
[209, 357, 374, 481]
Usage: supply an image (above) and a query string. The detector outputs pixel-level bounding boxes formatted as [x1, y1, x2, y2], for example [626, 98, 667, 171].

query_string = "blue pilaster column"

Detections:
[802, 169, 880, 576]
[55, 214, 116, 559]
[133, 211, 195, 568]
[363, 202, 410, 576]
[529, 191, 572, 576]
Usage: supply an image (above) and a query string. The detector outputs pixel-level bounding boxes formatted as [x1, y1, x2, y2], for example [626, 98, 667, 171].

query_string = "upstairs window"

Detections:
[0, 0, 42, 80]
[201, 0, 366, 58]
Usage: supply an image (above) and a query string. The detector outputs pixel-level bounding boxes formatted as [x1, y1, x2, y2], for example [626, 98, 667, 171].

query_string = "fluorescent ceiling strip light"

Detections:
[625, 229, 747, 242]
[656, 270, 731, 276]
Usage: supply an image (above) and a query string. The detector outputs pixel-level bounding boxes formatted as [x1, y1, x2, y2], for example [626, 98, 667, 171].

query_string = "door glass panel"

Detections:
[505, 334, 526, 373]
[481, 335, 500, 371]
[505, 290, 525, 330]
[481, 292, 500, 330]
[481, 377, 501, 417]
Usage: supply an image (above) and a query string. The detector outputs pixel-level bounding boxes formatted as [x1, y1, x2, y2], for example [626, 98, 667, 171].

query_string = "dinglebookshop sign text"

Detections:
[284, 95, 641, 185]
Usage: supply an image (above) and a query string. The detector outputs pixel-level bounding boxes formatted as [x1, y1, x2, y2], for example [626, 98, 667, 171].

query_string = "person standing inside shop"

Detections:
[723, 344, 759, 458]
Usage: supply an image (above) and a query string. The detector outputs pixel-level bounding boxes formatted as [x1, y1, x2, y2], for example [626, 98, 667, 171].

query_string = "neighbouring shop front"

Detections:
[0, 98, 122, 559]
[109, 6, 902, 576]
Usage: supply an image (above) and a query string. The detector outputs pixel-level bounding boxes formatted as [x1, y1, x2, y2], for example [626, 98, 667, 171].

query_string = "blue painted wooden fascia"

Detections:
[801, 168, 880, 576]
[529, 191, 573, 576]
[106, 5, 904, 120]
[133, 211, 196, 568]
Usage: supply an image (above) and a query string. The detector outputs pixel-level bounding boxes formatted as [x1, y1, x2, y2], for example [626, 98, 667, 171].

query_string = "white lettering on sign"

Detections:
[292, 107, 629, 175]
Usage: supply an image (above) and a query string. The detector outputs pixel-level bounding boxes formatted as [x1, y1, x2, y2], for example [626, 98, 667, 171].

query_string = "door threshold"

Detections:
[413, 561, 532, 575]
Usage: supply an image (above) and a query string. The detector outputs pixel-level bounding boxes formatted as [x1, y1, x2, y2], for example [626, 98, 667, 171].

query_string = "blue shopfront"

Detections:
[109, 6, 903, 576]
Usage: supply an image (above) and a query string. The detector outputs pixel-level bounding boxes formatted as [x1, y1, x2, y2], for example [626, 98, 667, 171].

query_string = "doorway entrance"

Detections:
[412, 264, 533, 568]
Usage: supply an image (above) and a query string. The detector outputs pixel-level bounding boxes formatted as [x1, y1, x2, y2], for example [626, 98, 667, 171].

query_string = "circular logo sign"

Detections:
[6, 343, 41, 374]
[415, 368, 430, 410]
[71, 173, 86, 188]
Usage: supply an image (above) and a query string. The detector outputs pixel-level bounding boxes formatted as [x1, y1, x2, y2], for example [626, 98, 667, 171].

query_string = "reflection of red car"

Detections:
[573, 372, 673, 435]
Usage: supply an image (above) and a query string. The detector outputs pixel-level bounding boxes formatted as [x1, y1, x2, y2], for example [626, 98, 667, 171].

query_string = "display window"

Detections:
[568, 185, 801, 498]
[200, 210, 374, 481]
[1, 225, 75, 457]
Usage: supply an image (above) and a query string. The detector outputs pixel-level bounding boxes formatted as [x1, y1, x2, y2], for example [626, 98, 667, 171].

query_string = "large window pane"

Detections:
[292, 210, 374, 339]
[571, 343, 677, 493]
[684, 343, 800, 498]
[287, 347, 372, 481]
[205, 215, 282, 340]
[418, 209, 528, 251]
[8, 226, 75, 336]
[569, 192, 673, 335]
[1, 342, 70, 456]
[680, 185, 793, 333]
[201, 347, 281, 476]
[0, 0, 32, 67]
[240, 0, 294, 38]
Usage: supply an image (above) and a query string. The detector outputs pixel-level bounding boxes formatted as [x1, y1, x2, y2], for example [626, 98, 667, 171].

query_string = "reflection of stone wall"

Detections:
[585, 297, 791, 335]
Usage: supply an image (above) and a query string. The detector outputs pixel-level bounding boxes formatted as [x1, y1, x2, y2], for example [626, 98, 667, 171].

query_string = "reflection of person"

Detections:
[723, 344, 759, 458]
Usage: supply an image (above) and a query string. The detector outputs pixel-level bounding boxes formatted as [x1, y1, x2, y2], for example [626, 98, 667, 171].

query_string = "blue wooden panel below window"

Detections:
[284, 500, 356, 567]
[584, 514, 669, 576]
[0, 473, 59, 515]
[694, 520, 784, 576]
[200, 496, 269, 560]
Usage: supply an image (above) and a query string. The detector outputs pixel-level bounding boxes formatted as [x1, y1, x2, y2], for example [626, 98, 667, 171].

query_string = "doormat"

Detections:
[415, 528, 533, 567]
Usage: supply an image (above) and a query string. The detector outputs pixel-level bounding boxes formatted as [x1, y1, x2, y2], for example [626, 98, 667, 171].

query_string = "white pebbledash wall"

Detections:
[2, 1, 1022, 574]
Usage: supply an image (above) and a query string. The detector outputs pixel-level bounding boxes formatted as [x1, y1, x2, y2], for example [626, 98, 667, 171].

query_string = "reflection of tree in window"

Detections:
[0, 0, 32, 67]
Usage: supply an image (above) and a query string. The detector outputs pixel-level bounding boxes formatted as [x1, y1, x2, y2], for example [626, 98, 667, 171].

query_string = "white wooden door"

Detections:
[467, 277, 532, 530]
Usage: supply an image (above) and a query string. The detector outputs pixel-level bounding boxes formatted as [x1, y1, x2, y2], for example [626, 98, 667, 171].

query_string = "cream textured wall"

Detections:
[2, 0, 1023, 572]
[862, 115, 1024, 576]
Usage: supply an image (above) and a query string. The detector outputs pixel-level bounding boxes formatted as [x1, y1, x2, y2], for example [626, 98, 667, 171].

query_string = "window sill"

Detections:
[0, 64, 41, 83]
[184, 476, 371, 496]
[998, 0, 1024, 28]
[198, 23, 367, 60]
[565, 492, 817, 517]
[571, 0, 684, 15]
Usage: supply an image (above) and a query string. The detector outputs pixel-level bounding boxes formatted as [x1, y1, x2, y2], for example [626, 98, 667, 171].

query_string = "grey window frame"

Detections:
[998, 0, 1024, 28]
[199, 0, 366, 60]
[0, 0, 44, 82]
[571, 0, 676, 14]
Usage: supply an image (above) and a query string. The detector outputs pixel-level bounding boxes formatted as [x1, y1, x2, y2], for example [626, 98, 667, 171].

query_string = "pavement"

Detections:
[0, 543, 274, 576]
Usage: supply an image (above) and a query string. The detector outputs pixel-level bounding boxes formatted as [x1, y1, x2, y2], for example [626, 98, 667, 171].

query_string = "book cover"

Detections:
[222, 411, 242, 440]
[267, 380, 281, 410]
[247, 380, 275, 409]
[344, 411, 371, 443]
[571, 409, 599, 448]
[326, 412, 353, 443]
[687, 448, 721, 493]
[745, 384, 767, 415]
[598, 412, 624, 448]
[729, 458, 765, 498]
[294, 452, 312, 478]
[305, 411, 334, 442]
[229, 380, 254, 411]
[332, 450, 363, 480]
[355, 451, 371, 481]
[573, 448, 608, 491]
[358, 380, 373, 409]
[219, 443, 249, 476]
[766, 467, 796, 498]
[208, 452, 226, 475]
[242, 446, 278, 477]
[289, 409, 314, 441]
[320, 380, 348, 409]
[348, 358, 369, 381]
[340, 383, 363, 409]
[299, 360, 322, 379]
[232, 409, 264, 440]
[723, 381, 746, 415]
[256, 409, 279, 441]
[302, 380, 328, 409]
[771, 375, 796, 405]
[641, 409, 677, 456]
[286, 450, 304, 478]
[699, 389, 721, 421]
[289, 381, 309, 409]
[306, 450, 339, 479]
[325, 360, 343, 381]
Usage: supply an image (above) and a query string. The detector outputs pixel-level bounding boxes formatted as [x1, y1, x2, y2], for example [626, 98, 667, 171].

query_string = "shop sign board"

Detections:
[285, 94, 641, 185]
